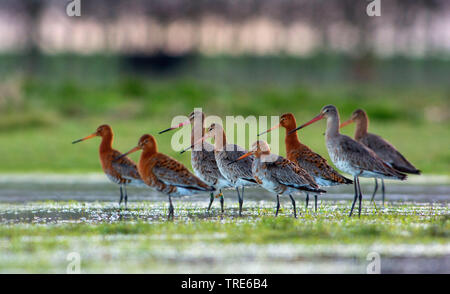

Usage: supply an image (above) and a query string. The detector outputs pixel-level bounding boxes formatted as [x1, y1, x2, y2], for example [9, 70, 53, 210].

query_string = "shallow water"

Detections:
[0, 177, 449, 274]
[0, 179, 449, 203]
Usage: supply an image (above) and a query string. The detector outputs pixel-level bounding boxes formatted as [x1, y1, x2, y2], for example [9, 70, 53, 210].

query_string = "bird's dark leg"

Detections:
[349, 176, 358, 217]
[236, 187, 243, 216]
[207, 192, 214, 212]
[275, 194, 280, 217]
[314, 195, 318, 212]
[381, 179, 385, 207]
[219, 190, 224, 214]
[370, 178, 378, 202]
[168, 195, 174, 220]
[119, 184, 124, 206]
[357, 177, 363, 218]
[289, 194, 297, 218]
[305, 193, 309, 210]
[123, 184, 128, 209]
[241, 186, 245, 215]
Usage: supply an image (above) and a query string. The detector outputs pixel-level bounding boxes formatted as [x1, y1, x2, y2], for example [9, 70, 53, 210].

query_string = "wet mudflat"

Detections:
[0, 178, 449, 273]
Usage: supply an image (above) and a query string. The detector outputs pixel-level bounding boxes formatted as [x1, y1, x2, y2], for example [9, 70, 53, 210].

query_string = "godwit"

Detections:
[159, 110, 233, 213]
[116, 134, 215, 219]
[181, 123, 257, 216]
[340, 109, 420, 205]
[72, 124, 144, 207]
[258, 113, 352, 212]
[291, 105, 407, 217]
[230, 140, 325, 217]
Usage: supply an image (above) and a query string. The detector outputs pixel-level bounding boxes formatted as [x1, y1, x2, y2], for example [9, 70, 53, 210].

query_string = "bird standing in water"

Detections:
[159, 110, 233, 213]
[340, 109, 420, 205]
[72, 124, 144, 208]
[230, 140, 325, 217]
[259, 113, 352, 212]
[181, 123, 257, 216]
[116, 134, 215, 219]
[291, 105, 407, 217]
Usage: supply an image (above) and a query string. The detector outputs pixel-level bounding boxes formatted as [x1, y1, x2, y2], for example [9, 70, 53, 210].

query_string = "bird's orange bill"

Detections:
[114, 146, 140, 161]
[228, 151, 254, 165]
[180, 135, 208, 154]
[258, 123, 281, 136]
[339, 119, 354, 129]
[158, 120, 190, 134]
[288, 114, 324, 135]
[72, 133, 97, 144]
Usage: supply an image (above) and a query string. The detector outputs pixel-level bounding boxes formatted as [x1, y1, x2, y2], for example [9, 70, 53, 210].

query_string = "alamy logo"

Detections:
[66, 252, 81, 274]
[366, 0, 381, 17]
[169, 108, 281, 156]
[66, 0, 81, 17]
[366, 252, 381, 274]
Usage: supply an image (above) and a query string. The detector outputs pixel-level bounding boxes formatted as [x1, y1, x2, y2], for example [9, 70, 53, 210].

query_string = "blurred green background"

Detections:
[0, 1, 449, 175]
[0, 54, 448, 174]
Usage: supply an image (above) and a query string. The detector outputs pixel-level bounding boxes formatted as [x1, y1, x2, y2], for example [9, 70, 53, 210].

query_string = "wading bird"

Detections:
[181, 123, 257, 216]
[159, 110, 233, 213]
[116, 134, 215, 219]
[290, 105, 407, 217]
[229, 140, 325, 217]
[259, 113, 352, 212]
[340, 109, 420, 205]
[72, 124, 144, 208]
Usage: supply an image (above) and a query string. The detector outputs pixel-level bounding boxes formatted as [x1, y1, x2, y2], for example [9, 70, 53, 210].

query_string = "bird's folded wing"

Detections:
[152, 155, 210, 190]
[111, 150, 141, 180]
[339, 136, 391, 174]
[363, 134, 417, 171]
[269, 157, 318, 189]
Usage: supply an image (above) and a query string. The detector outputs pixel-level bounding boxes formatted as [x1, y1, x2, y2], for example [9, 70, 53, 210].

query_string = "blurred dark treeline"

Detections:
[1, 0, 449, 57]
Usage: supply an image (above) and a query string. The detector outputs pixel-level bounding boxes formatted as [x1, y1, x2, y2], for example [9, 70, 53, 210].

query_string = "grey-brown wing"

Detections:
[267, 156, 319, 190]
[192, 147, 226, 184]
[290, 147, 351, 184]
[110, 150, 141, 181]
[221, 144, 254, 179]
[152, 154, 213, 191]
[361, 133, 419, 173]
[338, 135, 394, 175]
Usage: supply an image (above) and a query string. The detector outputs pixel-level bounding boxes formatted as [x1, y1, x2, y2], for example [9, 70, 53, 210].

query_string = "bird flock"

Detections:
[72, 105, 419, 219]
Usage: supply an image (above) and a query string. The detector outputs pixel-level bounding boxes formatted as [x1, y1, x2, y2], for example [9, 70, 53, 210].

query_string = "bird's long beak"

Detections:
[159, 119, 190, 134]
[258, 123, 281, 136]
[114, 146, 140, 161]
[180, 134, 208, 154]
[339, 119, 354, 129]
[288, 114, 324, 135]
[228, 151, 254, 165]
[72, 133, 97, 144]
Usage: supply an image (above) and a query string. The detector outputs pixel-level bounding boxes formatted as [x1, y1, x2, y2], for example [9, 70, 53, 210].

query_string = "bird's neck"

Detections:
[325, 114, 340, 138]
[99, 133, 113, 153]
[141, 146, 157, 162]
[354, 117, 368, 140]
[190, 123, 205, 146]
[284, 128, 302, 153]
[213, 131, 227, 151]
